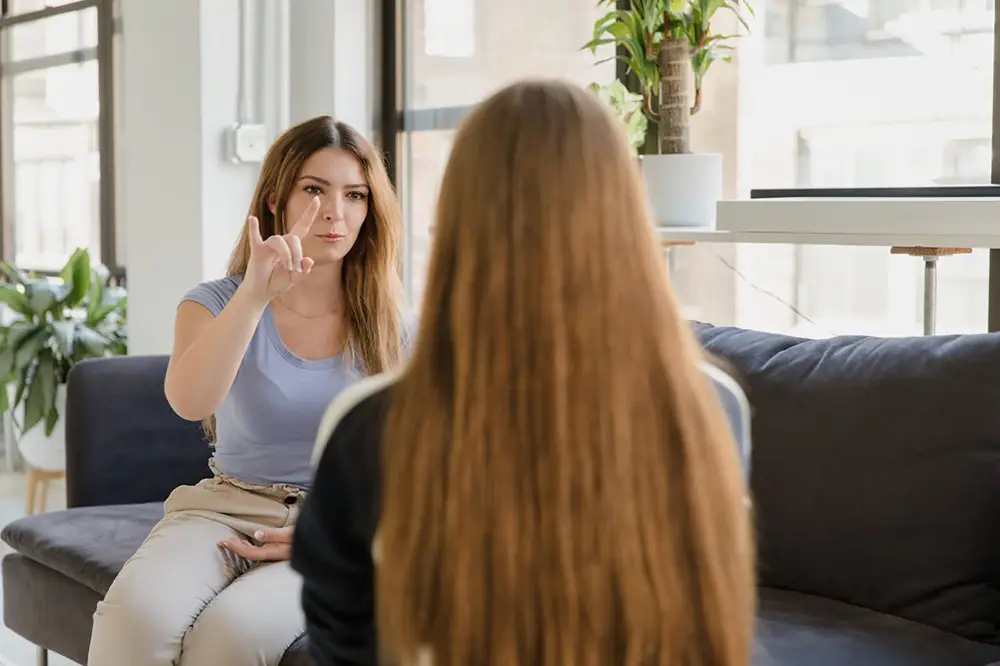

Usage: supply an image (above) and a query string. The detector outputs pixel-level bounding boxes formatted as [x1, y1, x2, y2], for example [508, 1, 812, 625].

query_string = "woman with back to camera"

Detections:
[291, 79, 756, 666]
[87, 116, 407, 666]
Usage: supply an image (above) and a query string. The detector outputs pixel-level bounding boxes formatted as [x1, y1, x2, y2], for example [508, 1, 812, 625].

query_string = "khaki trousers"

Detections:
[87, 466, 307, 666]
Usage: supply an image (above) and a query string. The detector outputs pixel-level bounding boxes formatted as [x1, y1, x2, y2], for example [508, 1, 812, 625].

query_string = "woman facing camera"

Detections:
[293, 80, 756, 666]
[87, 116, 406, 666]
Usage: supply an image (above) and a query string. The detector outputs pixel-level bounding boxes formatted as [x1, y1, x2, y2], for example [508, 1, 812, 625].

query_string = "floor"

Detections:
[0, 471, 75, 666]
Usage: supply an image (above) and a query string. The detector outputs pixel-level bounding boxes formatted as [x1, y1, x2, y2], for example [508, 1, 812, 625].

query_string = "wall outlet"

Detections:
[226, 123, 268, 163]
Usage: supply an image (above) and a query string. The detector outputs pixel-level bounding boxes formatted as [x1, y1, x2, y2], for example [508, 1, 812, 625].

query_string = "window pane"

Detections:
[8, 6, 97, 62]
[671, 242, 987, 336]
[405, 0, 615, 109]
[11, 60, 100, 270]
[402, 129, 454, 301]
[752, 1, 993, 189]
[401, 0, 616, 298]
[662, 1, 996, 337]
[398, 1, 996, 336]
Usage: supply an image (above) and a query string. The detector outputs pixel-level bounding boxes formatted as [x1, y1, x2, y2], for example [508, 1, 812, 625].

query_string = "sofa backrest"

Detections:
[65, 355, 211, 508]
[696, 323, 1000, 644]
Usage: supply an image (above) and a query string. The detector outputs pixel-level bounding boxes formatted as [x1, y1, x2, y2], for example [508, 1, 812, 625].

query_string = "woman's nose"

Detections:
[322, 199, 344, 221]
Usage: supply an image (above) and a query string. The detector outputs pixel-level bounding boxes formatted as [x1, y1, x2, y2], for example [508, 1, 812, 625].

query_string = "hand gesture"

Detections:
[219, 525, 294, 563]
[243, 197, 319, 302]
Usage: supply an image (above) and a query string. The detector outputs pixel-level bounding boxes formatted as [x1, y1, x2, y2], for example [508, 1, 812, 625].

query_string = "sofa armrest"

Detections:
[65, 355, 212, 508]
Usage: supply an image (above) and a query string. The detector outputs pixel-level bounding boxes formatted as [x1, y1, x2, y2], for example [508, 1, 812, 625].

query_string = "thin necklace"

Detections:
[276, 296, 339, 319]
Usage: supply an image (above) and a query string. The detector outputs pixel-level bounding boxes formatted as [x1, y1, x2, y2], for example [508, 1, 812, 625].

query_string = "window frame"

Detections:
[0, 0, 120, 278]
[379, 0, 625, 299]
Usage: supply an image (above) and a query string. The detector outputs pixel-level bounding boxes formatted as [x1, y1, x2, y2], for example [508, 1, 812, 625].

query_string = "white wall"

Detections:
[121, 0, 376, 355]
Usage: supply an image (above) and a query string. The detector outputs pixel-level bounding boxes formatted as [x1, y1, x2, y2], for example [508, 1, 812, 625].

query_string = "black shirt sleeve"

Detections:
[291, 388, 388, 666]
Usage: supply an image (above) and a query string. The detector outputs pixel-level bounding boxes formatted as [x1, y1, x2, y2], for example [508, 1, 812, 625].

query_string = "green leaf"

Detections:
[22, 360, 47, 435]
[0, 263, 28, 285]
[88, 302, 121, 327]
[0, 348, 14, 382]
[44, 402, 59, 437]
[75, 326, 110, 357]
[60, 248, 91, 308]
[6, 321, 37, 350]
[51, 320, 75, 359]
[14, 326, 51, 371]
[35, 348, 56, 422]
[12, 364, 30, 425]
[0, 285, 32, 318]
[581, 37, 616, 52]
[0, 379, 9, 417]
[24, 280, 71, 315]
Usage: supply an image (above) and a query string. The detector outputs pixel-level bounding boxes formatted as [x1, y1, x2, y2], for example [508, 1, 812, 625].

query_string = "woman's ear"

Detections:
[267, 192, 277, 216]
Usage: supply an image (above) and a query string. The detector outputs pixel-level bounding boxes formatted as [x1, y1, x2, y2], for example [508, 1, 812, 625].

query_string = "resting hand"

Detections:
[219, 525, 295, 562]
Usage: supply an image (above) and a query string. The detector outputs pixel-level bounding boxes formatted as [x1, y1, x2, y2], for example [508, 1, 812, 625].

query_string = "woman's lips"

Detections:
[315, 232, 344, 243]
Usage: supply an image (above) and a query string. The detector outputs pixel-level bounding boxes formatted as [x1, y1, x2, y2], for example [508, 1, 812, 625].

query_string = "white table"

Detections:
[656, 198, 1000, 335]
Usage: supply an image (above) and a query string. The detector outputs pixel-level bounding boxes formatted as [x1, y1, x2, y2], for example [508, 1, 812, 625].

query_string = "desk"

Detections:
[656, 197, 1000, 335]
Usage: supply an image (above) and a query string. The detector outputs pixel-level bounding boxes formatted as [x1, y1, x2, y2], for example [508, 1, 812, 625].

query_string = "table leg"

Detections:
[890, 246, 971, 336]
[922, 255, 937, 336]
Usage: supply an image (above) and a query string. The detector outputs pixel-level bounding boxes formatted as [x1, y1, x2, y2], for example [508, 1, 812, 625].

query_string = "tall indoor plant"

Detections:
[0, 248, 127, 472]
[586, 0, 753, 227]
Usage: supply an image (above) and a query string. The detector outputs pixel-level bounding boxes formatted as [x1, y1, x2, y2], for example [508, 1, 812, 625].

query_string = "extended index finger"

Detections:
[289, 196, 321, 238]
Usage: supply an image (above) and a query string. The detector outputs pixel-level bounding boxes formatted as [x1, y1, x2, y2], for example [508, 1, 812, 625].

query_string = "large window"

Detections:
[0, 0, 116, 274]
[390, 0, 998, 337]
[669, 0, 995, 336]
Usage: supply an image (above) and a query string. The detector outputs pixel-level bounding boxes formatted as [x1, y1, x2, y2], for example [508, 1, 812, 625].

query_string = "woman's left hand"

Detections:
[220, 525, 294, 562]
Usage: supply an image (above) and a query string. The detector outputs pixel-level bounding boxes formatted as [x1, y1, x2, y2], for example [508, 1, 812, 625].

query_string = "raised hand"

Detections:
[243, 196, 320, 303]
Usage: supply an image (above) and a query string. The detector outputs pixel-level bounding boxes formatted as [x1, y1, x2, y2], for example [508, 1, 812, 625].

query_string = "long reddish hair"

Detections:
[379, 79, 756, 666]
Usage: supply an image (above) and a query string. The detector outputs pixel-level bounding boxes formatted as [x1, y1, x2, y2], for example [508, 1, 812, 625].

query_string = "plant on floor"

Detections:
[584, 0, 753, 154]
[0, 248, 127, 436]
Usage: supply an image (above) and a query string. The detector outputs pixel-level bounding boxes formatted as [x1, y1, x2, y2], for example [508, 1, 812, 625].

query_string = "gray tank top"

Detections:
[181, 275, 369, 489]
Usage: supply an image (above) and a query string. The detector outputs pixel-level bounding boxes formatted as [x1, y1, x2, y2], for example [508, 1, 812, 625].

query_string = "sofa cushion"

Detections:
[755, 587, 1000, 666]
[1, 502, 163, 595]
[1, 502, 317, 665]
[695, 324, 1000, 645]
[2, 552, 104, 665]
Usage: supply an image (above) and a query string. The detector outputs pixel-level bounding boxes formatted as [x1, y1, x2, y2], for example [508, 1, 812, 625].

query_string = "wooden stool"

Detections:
[890, 246, 972, 335]
[25, 467, 65, 515]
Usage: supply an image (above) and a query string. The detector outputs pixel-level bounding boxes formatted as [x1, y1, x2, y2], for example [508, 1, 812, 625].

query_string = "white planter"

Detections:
[641, 153, 723, 228]
[14, 384, 66, 472]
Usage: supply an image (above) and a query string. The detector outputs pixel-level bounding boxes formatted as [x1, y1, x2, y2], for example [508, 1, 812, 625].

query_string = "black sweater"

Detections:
[290, 377, 392, 666]
[290, 365, 750, 666]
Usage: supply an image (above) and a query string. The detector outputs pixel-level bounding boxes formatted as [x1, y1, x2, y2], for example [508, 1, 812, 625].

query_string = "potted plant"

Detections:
[0, 248, 127, 474]
[586, 0, 753, 227]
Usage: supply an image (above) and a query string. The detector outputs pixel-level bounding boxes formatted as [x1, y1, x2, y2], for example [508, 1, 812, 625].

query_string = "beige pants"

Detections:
[87, 466, 307, 666]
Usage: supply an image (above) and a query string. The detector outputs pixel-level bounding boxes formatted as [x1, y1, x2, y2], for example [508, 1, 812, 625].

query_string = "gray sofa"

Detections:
[6, 325, 1000, 665]
[0, 355, 311, 666]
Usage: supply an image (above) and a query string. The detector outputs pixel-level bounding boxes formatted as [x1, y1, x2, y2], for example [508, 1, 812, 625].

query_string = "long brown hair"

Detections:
[205, 117, 404, 440]
[378, 80, 755, 666]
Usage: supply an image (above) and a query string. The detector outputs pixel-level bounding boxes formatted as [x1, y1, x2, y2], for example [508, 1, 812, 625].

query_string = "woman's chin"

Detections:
[306, 247, 350, 267]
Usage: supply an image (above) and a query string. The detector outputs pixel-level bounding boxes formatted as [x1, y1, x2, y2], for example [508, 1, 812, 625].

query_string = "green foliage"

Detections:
[584, 0, 753, 141]
[589, 80, 649, 151]
[0, 248, 127, 436]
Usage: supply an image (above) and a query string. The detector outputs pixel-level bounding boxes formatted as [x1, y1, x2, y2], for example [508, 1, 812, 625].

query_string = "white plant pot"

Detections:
[641, 153, 723, 228]
[14, 384, 66, 472]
